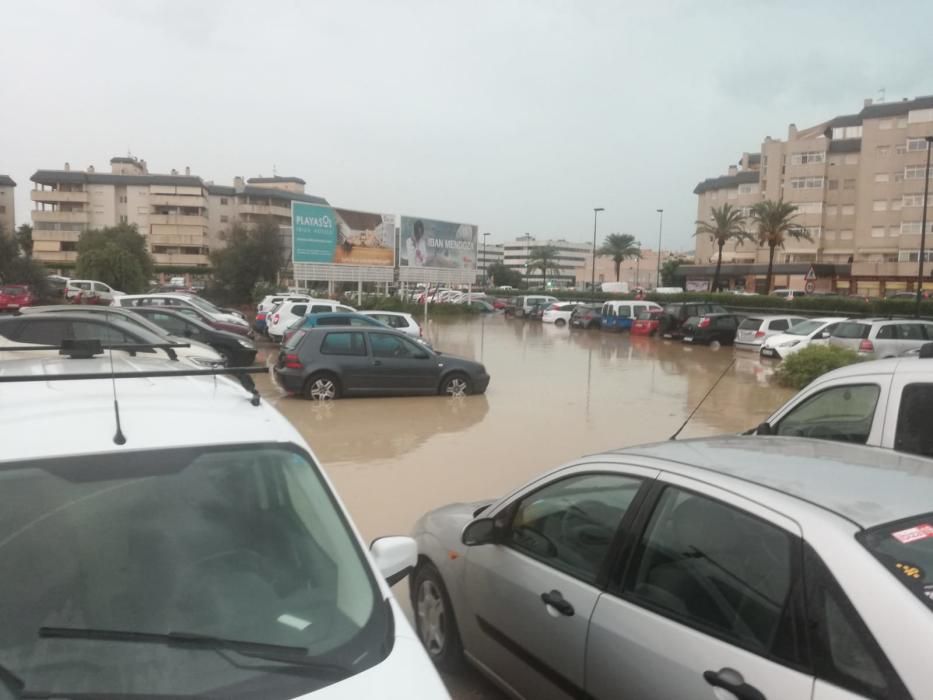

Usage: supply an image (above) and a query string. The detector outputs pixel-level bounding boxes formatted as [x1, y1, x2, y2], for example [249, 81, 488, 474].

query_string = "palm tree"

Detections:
[526, 245, 561, 289]
[750, 200, 812, 293]
[694, 204, 751, 292]
[597, 233, 641, 282]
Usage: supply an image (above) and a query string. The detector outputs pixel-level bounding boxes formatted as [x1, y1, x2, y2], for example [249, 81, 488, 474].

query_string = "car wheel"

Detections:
[303, 372, 340, 400]
[412, 561, 463, 672]
[440, 372, 472, 397]
[554, 318, 566, 327]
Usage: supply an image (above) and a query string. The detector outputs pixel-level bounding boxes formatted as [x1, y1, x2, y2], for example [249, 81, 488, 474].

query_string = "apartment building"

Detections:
[575, 248, 689, 290]
[476, 242, 503, 283]
[0, 175, 16, 235]
[502, 235, 590, 287]
[31, 158, 327, 270]
[690, 95, 933, 296]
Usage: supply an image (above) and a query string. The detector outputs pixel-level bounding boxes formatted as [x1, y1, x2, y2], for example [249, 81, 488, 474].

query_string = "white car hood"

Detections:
[762, 332, 806, 349]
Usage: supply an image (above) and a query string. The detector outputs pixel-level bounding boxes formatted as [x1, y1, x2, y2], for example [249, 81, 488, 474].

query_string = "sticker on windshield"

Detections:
[895, 562, 924, 580]
[892, 524, 933, 544]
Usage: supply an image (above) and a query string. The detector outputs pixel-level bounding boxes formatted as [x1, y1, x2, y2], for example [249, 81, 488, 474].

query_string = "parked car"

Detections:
[630, 308, 665, 336]
[129, 307, 258, 366]
[771, 288, 806, 300]
[0, 284, 35, 311]
[829, 318, 933, 359]
[659, 302, 727, 339]
[467, 300, 496, 313]
[680, 312, 741, 345]
[255, 293, 312, 332]
[526, 299, 553, 321]
[541, 302, 580, 326]
[266, 299, 357, 343]
[759, 316, 848, 359]
[283, 311, 388, 345]
[46, 274, 69, 299]
[601, 301, 663, 332]
[274, 327, 489, 400]
[65, 279, 124, 304]
[491, 298, 511, 310]
[569, 304, 602, 330]
[18, 304, 224, 367]
[505, 295, 558, 318]
[114, 293, 250, 336]
[411, 436, 930, 699]
[362, 311, 423, 339]
[0, 313, 221, 367]
[0, 353, 448, 699]
[734, 314, 807, 351]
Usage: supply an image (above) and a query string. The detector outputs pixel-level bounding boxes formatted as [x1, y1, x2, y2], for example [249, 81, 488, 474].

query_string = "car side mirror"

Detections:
[461, 517, 499, 546]
[755, 422, 772, 436]
[817, 331, 830, 339]
[369, 536, 417, 586]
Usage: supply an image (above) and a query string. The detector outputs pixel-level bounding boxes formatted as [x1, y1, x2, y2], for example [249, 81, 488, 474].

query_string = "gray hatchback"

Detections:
[829, 318, 933, 359]
[274, 326, 490, 399]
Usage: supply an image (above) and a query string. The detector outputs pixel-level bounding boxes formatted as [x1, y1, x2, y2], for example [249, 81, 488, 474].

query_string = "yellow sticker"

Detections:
[896, 562, 923, 579]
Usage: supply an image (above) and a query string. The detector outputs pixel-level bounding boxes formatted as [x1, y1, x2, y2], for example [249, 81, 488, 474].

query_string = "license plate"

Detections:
[662, 333, 673, 339]
[761, 348, 775, 357]
[683, 336, 694, 343]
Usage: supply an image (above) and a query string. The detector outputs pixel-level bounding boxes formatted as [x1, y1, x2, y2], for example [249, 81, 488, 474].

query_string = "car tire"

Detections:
[303, 372, 340, 401]
[555, 318, 566, 327]
[440, 372, 472, 397]
[411, 560, 464, 672]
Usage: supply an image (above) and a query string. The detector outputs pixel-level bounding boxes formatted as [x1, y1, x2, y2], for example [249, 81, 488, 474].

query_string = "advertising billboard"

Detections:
[399, 216, 477, 271]
[292, 202, 395, 266]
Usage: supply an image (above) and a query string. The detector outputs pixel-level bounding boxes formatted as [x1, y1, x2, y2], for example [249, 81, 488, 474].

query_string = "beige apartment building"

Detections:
[0, 175, 15, 235]
[690, 95, 933, 296]
[31, 157, 327, 270]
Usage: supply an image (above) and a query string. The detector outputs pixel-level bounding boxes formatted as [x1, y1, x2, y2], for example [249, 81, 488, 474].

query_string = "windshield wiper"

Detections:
[39, 627, 350, 676]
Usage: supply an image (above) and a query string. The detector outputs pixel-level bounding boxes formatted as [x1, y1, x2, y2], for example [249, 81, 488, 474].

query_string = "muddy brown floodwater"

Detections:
[254, 314, 795, 699]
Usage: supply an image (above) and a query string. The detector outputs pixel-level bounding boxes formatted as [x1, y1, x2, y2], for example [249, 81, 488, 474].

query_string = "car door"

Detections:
[895, 323, 926, 355]
[882, 379, 933, 455]
[461, 467, 655, 700]
[586, 474, 813, 700]
[315, 331, 370, 393]
[92, 282, 113, 302]
[366, 331, 438, 393]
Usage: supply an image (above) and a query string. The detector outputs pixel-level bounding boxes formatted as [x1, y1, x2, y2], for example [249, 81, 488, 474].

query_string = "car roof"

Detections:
[302, 325, 408, 337]
[0, 311, 129, 324]
[609, 436, 933, 528]
[362, 310, 411, 317]
[131, 306, 217, 329]
[120, 292, 193, 300]
[0, 355, 303, 463]
[308, 312, 365, 319]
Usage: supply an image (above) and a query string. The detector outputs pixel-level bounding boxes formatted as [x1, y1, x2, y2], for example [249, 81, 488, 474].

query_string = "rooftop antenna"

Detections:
[878, 87, 886, 103]
[108, 346, 127, 445]
[669, 358, 735, 440]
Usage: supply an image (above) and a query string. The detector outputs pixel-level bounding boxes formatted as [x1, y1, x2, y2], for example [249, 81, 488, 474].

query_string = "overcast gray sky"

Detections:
[3, 0, 933, 249]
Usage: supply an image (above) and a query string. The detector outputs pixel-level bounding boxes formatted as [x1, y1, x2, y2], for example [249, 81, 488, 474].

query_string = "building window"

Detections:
[737, 183, 756, 194]
[843, 178, 856, 190]
[905, 166, 933, 180]
[842, 205, 855, 215]
[907, 138, 931, 152]
[896, 144, 907, 155]
[908, 109, 933, 124]
[803, 226, 822, 239]
[874, 173, 889, 183]
[220, 215, 229, 223]
[827, 179, 839, 190]
[789, 151, 826, 165]
[903, 194, 927, 207]
[844, 154, 859, 165]
[872, 200, 888, 211]
[824, 230, 836, 241]
[119, 195, 127, 203]
[879, 120, 893, 131]
[119, 215, 127, 224]
[871, 227, 886, 238]
[825, 205, 838, 216]
[840, 230, 854, 240]
[793, 202, 823, 215]
[900, 222, 933, 235]
[220, 198, 228, 205]
[831, 126, 862, 139]
[789, 176, 824, 190]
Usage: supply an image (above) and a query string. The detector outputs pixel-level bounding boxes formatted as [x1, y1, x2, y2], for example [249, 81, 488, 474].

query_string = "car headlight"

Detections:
[191, 356, 225, 367]
[237, 338, 255, 348]
[778, 340, 800, 348]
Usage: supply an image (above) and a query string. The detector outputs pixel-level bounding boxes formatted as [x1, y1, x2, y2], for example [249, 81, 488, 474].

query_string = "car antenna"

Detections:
[669, 358, 735, 441]
[108, 344, 127, 445]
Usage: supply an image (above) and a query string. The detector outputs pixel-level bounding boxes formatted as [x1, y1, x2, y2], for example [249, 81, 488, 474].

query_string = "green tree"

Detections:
[0, 224, 49, 299]
[15, 224, 33, 257]
[597, 233, 641, 282]
[76, 223, 154, 293]
[210, 218, 284, 303]
[486, 262, 523, 288]
[526, 245, 561, 288]
[660, 257, 685, 288]
[694, 204, 750, 292]
[750, 200, 812, 294]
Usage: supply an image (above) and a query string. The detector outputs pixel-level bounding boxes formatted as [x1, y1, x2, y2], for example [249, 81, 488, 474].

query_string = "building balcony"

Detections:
[32, 210, 90, 224]
[149, 232, 209, 247]
[149, 214, 208, 226]
[850, 261, 920, 278]
[149, 194, 207, 208]
[33, 229, 81, 242]
[151, 252, 211, 266]
[34, 249, 78, 263]
[31, 189, 88, 204]
[237, 203, 292, 217]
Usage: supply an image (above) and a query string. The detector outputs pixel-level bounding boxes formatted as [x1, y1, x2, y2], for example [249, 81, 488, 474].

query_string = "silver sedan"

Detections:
[411, 436, 932, 700]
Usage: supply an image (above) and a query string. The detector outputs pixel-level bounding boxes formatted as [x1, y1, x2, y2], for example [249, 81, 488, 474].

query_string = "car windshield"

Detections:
[0, 445, 388, 697]
[858, 514, 933, 615]
[786, 320, 825, 336]
[833, 322, 870, 339]
[186, 296, 222, 314]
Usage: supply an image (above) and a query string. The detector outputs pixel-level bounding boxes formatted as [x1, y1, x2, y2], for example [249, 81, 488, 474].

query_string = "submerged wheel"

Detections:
[303, 373, 340, 400]
[440, 373, 472, 397]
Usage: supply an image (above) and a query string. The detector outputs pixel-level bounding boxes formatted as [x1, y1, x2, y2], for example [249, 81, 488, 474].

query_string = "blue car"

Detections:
[282, 312, 388, 344]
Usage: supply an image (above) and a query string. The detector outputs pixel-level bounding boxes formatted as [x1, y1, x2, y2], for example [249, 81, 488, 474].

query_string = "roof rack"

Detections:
[0, 339, 190, 361]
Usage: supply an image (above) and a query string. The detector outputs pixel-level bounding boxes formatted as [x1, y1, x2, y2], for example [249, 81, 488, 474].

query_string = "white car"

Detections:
[266, 299, 357, 342]
[114, 293, 248, 330]
[541, 302, 581, 326]
[412, 436, 931, 699]
[759, 316, 848, 359]
[361, 311, 423, 339]
[734, 314, 807, 350]
[257, 293, 311, 315]
[65, 279, 124, 303]
[0, 353, 448, 698]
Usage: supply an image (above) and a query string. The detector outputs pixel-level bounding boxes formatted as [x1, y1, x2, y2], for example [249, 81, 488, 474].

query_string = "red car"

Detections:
[0, 285, 35, 311]
[631, 308, 665, 336]
[492, 298, 511, 310]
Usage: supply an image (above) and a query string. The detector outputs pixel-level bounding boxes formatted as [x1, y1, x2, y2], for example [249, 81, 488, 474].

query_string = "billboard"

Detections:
[399, 216, 477, 271]
[292, 202, 395, 266]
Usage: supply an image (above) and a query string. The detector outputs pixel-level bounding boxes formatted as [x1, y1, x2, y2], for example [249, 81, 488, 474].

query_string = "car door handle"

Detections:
[702, 668, 765, 700]
[372, 360, 382, 366]
[540, 590, 574, 616]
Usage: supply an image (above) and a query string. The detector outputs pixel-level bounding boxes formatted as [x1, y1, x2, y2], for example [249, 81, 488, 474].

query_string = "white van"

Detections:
[600, 300, 662, 331]
[510, 295, 558, 317]
[266, 298, 357, 342]
[65, 279, 124, 303]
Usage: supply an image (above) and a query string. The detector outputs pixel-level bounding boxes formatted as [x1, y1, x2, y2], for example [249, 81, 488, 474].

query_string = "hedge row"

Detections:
[353, 295, 481, 316]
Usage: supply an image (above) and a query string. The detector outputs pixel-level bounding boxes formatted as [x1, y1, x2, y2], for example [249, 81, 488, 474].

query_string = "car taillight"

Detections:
[272, 314, 280, 325]
[698, 317, 711, 328]
[859, 339, 874, 352]
[754, 330, 765, 338]
[284, 353, 303, 369]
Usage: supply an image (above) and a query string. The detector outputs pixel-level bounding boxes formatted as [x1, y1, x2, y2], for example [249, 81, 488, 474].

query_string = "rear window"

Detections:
[635, 310, 658, 321]
[291, 304, 308, 316]
[283, 329, 306, 350]
[833, 322, 870, 339]
[739, 318, 763, 331]
[858, 514, 933, 615]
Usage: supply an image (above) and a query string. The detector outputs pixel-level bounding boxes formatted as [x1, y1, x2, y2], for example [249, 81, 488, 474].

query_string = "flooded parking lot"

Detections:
[255, 314, 795, 698]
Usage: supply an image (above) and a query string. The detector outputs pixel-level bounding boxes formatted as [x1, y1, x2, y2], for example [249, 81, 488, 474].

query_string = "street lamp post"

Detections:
[915, 136, 933, 318]
[591, 207, 605, 294]
[655, 209, 664, 289]
[482, 232, 491, 287]
[635, 241, 641, 288]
